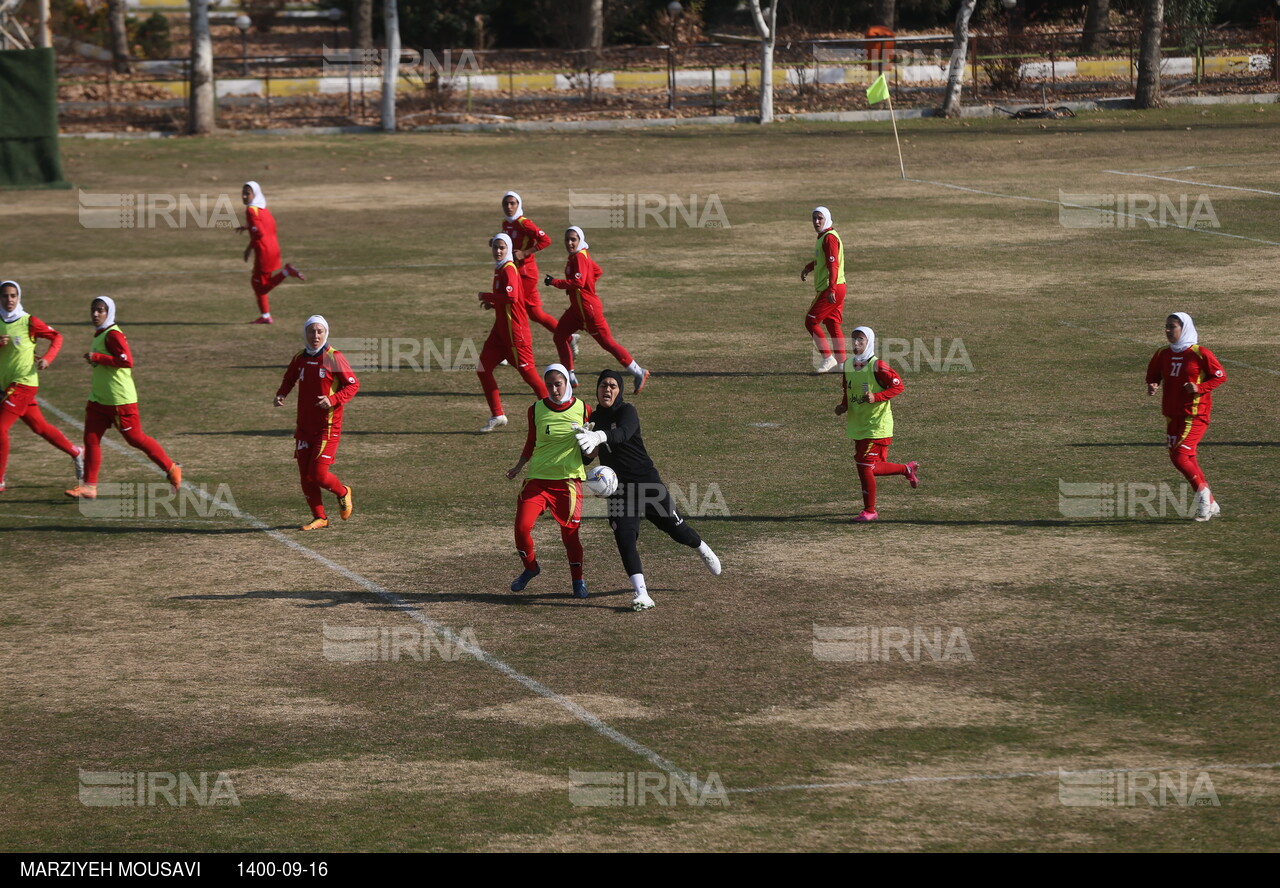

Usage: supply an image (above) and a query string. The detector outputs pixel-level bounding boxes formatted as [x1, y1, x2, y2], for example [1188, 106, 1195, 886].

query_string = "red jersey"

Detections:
[480, 261, 531, 346]
[88, 329, 132, 369]
[1146, 344, 1226, 419]
[501, 216, 551, 281]
[245, 205, 281, 273]
[549, 249, 603, 316]
[839, 360, 905, 409]
[276, 345, 360, 438]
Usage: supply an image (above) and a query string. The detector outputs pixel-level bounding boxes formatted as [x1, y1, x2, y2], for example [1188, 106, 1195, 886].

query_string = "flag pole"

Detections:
[886, 88, 906, 180]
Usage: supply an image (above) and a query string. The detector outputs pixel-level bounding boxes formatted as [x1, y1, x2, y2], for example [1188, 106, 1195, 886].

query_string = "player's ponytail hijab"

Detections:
[567, 226, 589, 253]
[303, 314, 329, 356]
[813, 206, 833, 232]
[502, 191, 523, 222]
[491, 232, 515, 269]
[0, 280, 25, 323]
[851, 325, 876, 369]
[92, 295, 117, 330]
[1169, 312, 1198, 354]
[544, 362, 574, 405]
[244, 181, 267, 209]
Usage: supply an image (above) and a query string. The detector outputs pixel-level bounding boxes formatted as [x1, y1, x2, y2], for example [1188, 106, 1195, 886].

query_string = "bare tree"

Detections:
[353, 0, 373, 50]
[1135, 0, 1165, 108]
[585, 0, 604, 50]
[940, 0, 977, 117]
[746, 0, 779, 124]
[107, 0, 131, 74]
[188, 0, 214, 134]
[872, 0, 895, 30]
[37, 0, 51, 47]
[1081, 0, 1111, 53]
[381, 0, 400, 133]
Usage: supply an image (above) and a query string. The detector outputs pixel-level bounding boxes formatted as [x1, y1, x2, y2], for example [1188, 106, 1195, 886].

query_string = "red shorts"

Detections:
[806, 284, 846, 325]
[854, 437, 893, 466]
[86, 399, 142, 431]
[252, 268, 282, 297]
[296, 430, 341, 465]
[519, 275, 545, 309]
[518, 478, 584, 530]
[479, 330, 535, 373]
[1166, 416, 1208, 457]
[2, 383, 38, 418]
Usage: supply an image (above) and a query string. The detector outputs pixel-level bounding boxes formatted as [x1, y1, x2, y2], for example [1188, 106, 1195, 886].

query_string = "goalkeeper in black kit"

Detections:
[574, 369, 722, 612]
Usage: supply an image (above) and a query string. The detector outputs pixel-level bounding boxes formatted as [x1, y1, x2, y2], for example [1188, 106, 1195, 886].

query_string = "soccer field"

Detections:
[3, 106, 1279, 852]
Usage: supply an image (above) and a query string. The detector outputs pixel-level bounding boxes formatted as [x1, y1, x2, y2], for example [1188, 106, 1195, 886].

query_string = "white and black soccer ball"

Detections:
[585, 465, 618, 497]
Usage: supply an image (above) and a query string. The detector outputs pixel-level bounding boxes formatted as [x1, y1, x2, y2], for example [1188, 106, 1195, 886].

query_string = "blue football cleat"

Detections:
[572, 579, 589, 599]
[511, 565, 541, 591]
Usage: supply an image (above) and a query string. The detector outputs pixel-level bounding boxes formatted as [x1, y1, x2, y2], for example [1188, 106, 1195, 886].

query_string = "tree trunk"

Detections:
[37, 0, 52, 48]
[107, 0, 131, 74]
[585, 0, 604, 50]
[940, 0, 976, 118]
[188, 0, 214, 134]
[872, 0, 895, 31]
[1135, 0, 1164, 109]
[1080, 0, 1111, 54]
[747, 0, 778, 124]
[353, 0, 373, 50]
[381, 0, 400, 133]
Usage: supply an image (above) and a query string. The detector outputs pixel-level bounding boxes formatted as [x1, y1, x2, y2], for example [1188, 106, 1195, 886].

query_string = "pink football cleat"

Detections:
[250, 316, 273, 325]
[285, 263, 306, 282]
[853, 510, 879, 523]
[905, 461, 920, 489]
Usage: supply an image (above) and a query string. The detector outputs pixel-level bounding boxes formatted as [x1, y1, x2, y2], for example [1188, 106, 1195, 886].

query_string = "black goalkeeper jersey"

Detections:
[589, 400, 661, 483]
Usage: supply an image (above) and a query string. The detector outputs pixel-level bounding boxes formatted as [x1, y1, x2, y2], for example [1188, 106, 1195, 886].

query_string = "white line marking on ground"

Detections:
[1103, 169, 1280, 196]
[727, 761, 1280, 795]
[905, 177, 1280, 247]
[34, 397, 697, 789]
[1058, 321, 1280, 376]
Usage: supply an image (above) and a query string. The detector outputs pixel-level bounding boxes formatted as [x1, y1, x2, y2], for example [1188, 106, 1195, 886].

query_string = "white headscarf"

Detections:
[1169, 312, 1198, 354]
[502, 191, 523, 222]
[543, 362, 573, 405]
[244, 181, 266, 209]
[0, 280, 25, 324]
[491, 232, 514, 269]
[303, 314, 329, 356]
[93, 295, 117, 330]
[566, 226, 589, 253]
[851, 325, 876, 368]
[813, 206, 833, 232]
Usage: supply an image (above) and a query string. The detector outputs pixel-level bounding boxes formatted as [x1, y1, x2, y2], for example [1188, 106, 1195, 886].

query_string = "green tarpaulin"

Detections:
[0, 47, 68, 189]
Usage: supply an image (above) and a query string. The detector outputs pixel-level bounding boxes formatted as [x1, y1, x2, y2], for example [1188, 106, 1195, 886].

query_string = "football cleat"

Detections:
[0, 478, 6, 494]
[301, 517, 329, 531]
[699, 545, 722, 576]
[1194, 488, 1220, 522]
[572, 579, 589, 599]
[816, 355, 839, 374]
[853, 510, 879, 523]
[479, 414, 508, 433]
[905, 461, 920, 489]
[284, 263, 306, 281]
[511, 565, 541, 591]
[632, 592, 655, 611]
[633, 368, 649, 394]
[65, 484, 98, 499]
[166, 463, 183, 494]
[72, 446, 86, 482]
[571, 333, 581, 357]
[250, 316, 274, 325]
[338, 485, 354, 520]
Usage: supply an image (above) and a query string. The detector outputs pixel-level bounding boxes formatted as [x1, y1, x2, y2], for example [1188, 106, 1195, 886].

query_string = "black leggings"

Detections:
[607, 480, 702, 577]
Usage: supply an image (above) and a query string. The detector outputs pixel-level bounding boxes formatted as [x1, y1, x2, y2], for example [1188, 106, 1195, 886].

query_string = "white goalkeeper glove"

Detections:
[572, 422, 608, 453]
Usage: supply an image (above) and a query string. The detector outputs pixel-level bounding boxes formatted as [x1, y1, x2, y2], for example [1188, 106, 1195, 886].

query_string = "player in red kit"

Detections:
[237, 181, 305, 325]
[500, 191, 558, 336]
[0, 280, 84, 492]
[800, 206, 847, 374]
[274, 315, 357, 530]
[476, 233, 549, 433]
[835, 326, 918, 522]
[1146, 312, 1226, 521]
[546, 226, 649, 393]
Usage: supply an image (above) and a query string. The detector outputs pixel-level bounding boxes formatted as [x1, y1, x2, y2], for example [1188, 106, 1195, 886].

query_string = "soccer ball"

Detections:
[585, 465, 618, 497]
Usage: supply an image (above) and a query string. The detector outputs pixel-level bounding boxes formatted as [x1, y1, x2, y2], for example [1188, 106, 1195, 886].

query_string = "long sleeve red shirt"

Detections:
[480, 262, 531, 346]
[549, 249, 603, 316]
[276, 345, 360, 437]
[818, 231, 841, 299]
[1146, 345, 1226, 419]
[501, 216, 551, 281]
[840, 360, 905, 409]
[27, 316, 64, 366]
[89, 328, 133, 368]
[245, 206, 281, 273]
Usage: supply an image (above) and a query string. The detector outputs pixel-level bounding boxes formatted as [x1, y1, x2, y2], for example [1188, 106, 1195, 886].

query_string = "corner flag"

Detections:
[866, 74, 889, 105]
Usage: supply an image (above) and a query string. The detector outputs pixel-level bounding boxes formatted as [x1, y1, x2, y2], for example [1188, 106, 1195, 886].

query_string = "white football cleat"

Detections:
[699, 544, 722, 576]
[479, 414, 508, 433]
[816, 355, 839, 374]
[632, 591, 655, 611]
[1193, 487, 1214, 521]
[571, 333, 581, 357]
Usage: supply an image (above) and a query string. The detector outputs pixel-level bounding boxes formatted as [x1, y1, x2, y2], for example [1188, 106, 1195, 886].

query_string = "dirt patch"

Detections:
[457, 694, 661, 727]
[234, 755, 561, 801]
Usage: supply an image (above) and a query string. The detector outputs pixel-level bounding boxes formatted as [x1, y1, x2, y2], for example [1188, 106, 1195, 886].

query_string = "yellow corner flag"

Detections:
[866, 73, 889, 105]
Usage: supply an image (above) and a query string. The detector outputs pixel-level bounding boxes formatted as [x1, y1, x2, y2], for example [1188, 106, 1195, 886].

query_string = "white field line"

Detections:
[33, 397, 697, 790]
[1103, 169, 1280, 197]
[1058, 321, 1280, 377]
[1138, 162, 1280, 173]
[727, 761, 1280, 796]
[904, 176, 1280, 247]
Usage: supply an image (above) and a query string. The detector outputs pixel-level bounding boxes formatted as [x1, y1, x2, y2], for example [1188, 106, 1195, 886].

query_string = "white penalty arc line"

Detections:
[1103, 169, 1280, 197]
[33, 397, 697, 790]
[1058, 321, 1280, 377]
[904, 177, 1280, 247]
[726, 761, 1280, 796]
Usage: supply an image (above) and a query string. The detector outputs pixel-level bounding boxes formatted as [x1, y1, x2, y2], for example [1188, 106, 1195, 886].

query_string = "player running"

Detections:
[0, 280, 84, 493]
[835, 326, 918, 523]
[546, 226, 649, 394]
[237, 181, 305, 325]
[274, 315, 358, 531]
[500, 191, 558, 336]
[506, 363, 591, 599]
[65, 297, 181, 500]
[575, 369, 721, 611]
[476, 233, 549, 433]
[800, 206, 847, 374]
[1146, 312, 1226, 521]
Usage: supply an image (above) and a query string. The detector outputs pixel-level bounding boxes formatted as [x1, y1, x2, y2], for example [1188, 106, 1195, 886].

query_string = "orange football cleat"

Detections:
[166, 463, 183, 493]
[65, 484, 98, 499]
[338, 485, 354, 521]
[301, 517, 330, 531]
